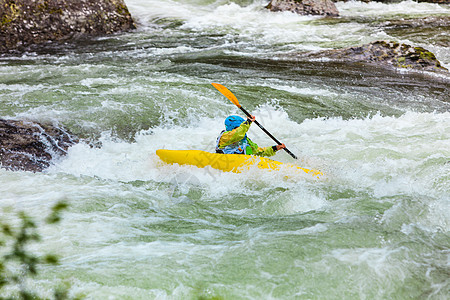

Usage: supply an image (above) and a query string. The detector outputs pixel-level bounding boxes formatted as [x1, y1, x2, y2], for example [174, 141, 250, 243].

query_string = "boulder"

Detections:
[0, 0, 135, 53]
[317, 41, 448, 72]
[416, 0, 450, 3]
[266, 0, 339, 17]
[0, 119, 78, 172]
[332, 0, 449, 3]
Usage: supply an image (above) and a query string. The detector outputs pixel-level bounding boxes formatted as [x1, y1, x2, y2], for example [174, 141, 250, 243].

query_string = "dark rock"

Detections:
[0, 119, 78, 172]
[266, 0, 339, 17]
[332, 0, 449, 3]
[0, 0, 135, 53]
[314, 41, 448, 72]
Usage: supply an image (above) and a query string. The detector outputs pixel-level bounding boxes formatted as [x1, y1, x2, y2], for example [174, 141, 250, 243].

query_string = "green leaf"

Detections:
[43, 254, 59, 265]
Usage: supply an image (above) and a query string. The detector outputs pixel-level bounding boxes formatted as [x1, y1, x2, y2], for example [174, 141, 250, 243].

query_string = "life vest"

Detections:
[215, 130, 249, 155]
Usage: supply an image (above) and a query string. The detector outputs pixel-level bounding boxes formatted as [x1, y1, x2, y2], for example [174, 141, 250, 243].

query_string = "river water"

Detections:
[1, 0, 449, 299]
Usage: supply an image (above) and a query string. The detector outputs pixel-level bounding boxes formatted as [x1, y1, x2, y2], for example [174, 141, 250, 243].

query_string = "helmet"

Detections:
[225, 115, 245, 131]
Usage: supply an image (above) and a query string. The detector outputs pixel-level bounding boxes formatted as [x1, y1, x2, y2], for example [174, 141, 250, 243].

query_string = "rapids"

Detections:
[1, 0, 449, 299]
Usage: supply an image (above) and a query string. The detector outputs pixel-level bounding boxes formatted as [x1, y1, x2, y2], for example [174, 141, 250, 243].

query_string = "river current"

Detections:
[1, 0, 449, 299]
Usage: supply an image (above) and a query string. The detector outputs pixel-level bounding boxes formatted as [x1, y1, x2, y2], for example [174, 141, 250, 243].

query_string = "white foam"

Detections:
[336, 0, 450, 17]
[330, 247, 405, 277]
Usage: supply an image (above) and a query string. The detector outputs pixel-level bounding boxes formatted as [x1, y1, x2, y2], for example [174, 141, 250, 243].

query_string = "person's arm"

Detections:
[218, 117, 254, 148]
[247, 140, 286, 157]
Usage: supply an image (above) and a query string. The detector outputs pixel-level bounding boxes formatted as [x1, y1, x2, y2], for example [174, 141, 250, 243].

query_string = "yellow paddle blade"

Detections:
[211, 83, 241, 108]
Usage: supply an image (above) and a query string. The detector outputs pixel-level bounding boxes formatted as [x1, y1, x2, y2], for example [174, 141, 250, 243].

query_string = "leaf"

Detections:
[43, 254, 59, 265]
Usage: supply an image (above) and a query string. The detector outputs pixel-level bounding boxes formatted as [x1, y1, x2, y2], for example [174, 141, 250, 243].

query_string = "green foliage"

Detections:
[0, 200, 71, 300]
[46, 201, 69, 224]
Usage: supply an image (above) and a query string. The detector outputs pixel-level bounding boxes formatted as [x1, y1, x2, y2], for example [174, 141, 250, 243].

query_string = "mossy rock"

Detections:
[317, 40, 447, 72]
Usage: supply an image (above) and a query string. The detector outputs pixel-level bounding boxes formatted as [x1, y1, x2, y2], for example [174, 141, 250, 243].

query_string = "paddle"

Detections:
[211, 83, 298, 159]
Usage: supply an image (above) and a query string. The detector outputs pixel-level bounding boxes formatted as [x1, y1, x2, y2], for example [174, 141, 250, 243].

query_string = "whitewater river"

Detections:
[1, 0, 449, 298]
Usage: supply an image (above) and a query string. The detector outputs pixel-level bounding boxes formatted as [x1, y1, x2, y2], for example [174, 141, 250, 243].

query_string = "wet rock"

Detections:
[0, 119, 78, 172]
[315, 41, 448, 72]
[385, 0, 448, 3]
[266, 0, 339, 17]
[332, 0, 449, 3]
[0, 0, 135, 53]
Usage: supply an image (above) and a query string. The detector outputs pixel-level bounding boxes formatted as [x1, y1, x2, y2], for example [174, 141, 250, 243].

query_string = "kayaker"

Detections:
[215, 115, 286, 157]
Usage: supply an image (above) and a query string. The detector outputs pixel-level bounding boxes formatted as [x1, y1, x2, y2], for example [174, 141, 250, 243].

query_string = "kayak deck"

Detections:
[156, 149, 323, 179]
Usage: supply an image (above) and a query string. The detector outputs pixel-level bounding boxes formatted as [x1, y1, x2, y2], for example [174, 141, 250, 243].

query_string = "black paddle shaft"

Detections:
[239, 107, 298, 159]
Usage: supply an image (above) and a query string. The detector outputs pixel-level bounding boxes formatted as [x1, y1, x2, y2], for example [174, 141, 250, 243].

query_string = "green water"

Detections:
[1, 0, 449, 299]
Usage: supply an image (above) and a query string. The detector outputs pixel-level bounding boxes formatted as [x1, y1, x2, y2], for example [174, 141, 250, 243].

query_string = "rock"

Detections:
[0, 119, 78, 172]
[0, 0, 135, 53]
[416, 0, 450, 3]
[266, 0, 339, 17]
[316, 41, 448, 72]
[332, 0, 449, 3]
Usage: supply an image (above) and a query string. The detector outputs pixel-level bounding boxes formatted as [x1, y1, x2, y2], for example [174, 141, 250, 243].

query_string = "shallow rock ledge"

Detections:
[266, 0, 339, 17]
[313, 41, 448, 72]
[0, 0, 135, 53]
[0, 119, 78, 172]
[334, 0, 450, 3]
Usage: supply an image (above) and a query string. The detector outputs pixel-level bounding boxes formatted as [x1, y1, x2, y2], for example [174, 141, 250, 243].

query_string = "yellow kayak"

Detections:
[156, 149, 323, 179]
